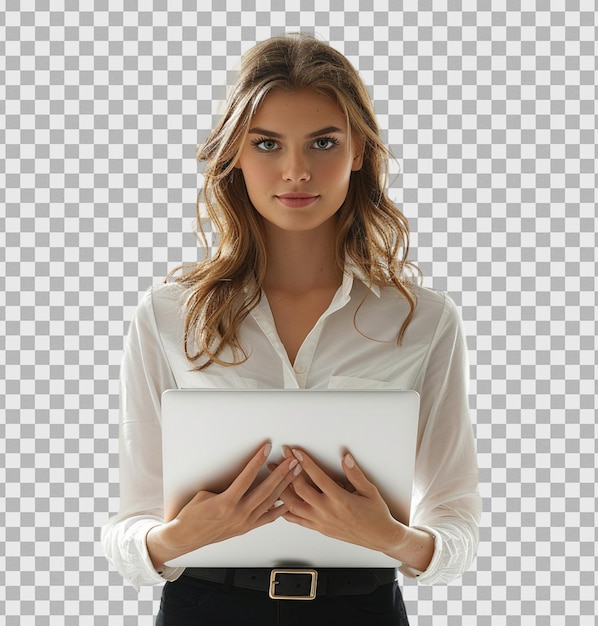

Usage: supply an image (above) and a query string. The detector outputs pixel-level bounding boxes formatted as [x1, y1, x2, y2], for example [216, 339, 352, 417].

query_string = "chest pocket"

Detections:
[176, 372, 260, 389]
[327, 375, 390, 390]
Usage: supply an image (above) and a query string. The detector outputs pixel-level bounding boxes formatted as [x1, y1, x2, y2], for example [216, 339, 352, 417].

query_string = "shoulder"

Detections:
[148, 280, 187, 306]
[412, 284, 463, 329]
[410, 285, 467, 351]
[378, 282, 458, 320]
[133, 281, 188, 329]
[376, 282, 463, 344]
[412, 284, 460, 318]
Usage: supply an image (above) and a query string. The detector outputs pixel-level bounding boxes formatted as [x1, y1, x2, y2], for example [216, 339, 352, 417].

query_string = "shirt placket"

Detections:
[250, 284, 352, 389]
[291, 294, 349, 387]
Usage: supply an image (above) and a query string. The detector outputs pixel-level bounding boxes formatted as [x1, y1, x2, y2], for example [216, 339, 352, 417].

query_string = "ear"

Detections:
[350, 135, 364, 171]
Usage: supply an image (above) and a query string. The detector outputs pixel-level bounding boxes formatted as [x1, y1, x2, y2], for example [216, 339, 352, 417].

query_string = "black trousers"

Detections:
[156, 573, 410, 625]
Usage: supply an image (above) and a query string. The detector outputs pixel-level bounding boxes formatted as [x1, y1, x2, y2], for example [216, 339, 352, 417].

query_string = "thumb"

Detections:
[342, 453, 377, 496]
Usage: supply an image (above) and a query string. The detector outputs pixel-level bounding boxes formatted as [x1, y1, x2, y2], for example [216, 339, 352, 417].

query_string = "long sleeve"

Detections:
[400, 293, 481, 584]
[101, 277, 480, 588]
[101, 287, 186, 589]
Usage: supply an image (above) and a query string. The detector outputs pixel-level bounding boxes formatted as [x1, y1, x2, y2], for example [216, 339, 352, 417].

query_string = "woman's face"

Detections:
[235, 88, 363, 235]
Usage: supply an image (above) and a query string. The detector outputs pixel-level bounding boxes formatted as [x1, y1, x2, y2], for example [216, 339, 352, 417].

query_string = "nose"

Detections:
[282, 148, 311, 182]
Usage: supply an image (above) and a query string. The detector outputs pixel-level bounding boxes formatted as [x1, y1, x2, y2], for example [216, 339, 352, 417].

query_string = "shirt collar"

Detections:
[342, 261, 382, 299]
[246, 260, 382, 299]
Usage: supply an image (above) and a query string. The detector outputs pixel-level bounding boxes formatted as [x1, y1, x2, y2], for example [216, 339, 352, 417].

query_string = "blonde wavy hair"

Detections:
[171, 33, 420, 369]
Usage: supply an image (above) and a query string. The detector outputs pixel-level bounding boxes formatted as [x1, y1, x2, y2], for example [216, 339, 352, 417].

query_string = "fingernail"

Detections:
[344, 453, 355, 468]
[281, 445, 291, 457]
[293, 463, 303, 476]
[292, 449, 304, 462]
[264, 443, 272, 457]
[289, 459, 298, 470]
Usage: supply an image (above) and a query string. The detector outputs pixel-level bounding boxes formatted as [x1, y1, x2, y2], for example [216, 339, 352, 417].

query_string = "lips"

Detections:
[275, 193, 320, 208]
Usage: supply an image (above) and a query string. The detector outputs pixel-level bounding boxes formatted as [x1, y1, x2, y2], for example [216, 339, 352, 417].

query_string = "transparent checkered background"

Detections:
[2, 2, 597, 624]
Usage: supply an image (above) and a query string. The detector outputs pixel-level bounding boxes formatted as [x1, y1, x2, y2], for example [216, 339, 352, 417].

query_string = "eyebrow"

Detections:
[248, 126, 345, 139]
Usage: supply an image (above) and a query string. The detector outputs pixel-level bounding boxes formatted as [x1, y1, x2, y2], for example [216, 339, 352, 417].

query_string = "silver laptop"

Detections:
[161, 388, 419, 568]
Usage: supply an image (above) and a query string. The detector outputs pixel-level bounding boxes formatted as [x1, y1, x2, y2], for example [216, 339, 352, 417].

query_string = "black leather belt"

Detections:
[183, 567, 397, 601]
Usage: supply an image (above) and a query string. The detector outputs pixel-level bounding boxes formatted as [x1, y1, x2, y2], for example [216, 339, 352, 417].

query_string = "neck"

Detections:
[262, 223, 342, 293]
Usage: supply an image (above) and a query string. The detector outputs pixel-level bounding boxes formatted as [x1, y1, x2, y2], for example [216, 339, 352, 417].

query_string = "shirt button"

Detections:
[294, 363, 306, 375]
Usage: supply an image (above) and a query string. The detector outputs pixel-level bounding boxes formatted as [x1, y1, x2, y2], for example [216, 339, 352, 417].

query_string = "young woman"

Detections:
[102, 34, 481, 625]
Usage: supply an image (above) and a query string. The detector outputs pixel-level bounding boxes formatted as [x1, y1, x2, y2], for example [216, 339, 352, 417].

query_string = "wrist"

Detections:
[146, 520, 189, 572]
[383, 523, 435, 573]
[381, 520, 410, 557]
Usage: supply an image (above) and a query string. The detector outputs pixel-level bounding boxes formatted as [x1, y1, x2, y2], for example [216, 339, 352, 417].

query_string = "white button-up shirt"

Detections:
[102, 270, 481, 590]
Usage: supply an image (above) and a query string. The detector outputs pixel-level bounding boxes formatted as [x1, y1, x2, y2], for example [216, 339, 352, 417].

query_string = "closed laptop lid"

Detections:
[161, 388, 419, 568]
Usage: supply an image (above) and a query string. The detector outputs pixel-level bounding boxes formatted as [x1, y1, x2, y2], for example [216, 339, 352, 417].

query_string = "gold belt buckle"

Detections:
[269, 569, 318, 600]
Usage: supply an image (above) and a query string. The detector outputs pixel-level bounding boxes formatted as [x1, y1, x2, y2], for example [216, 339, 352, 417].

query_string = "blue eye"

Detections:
[252, 138, 278, 152]
[250, 135, 340, 152]
[313, 136, 340, 150]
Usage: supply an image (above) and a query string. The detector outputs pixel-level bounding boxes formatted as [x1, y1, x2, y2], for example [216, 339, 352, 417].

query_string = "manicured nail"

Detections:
[344, 453, 355, 468]
[293, 463, 303, 476]
[264, 443, 272, 457]
[292, 449, 304, 462]
[289, 459, 298, 470]
[281, 445, 291, 457]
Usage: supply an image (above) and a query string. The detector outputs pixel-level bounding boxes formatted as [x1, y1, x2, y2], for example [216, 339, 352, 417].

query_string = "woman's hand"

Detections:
[147, 442, 303, 571]
[278, 447, 407, 554]
[277, 447, 435, 572]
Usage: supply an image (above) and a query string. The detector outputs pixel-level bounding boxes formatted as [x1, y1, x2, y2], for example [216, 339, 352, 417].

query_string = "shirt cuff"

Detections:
[398, 526, 441, 581]
[121, 520, 186, 590]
